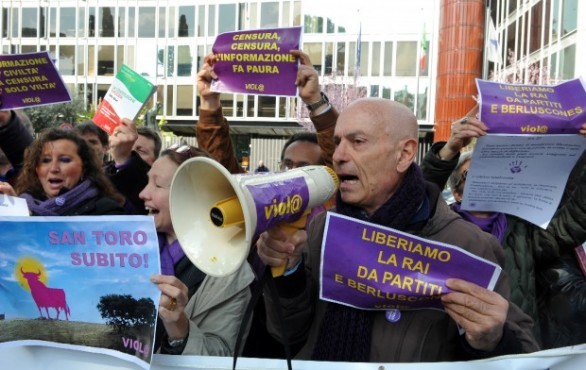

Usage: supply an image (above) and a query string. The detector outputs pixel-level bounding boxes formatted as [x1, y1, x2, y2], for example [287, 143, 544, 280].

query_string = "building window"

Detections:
[138, 7, 156, 37]
[100, 7, 115, 37]
[219, 3, 236, 34]
[304, 15, 323, 33]
[2, 8, 7, 37]
[61, 7, 76, 38]
[259, 96, 276, 117]
[22, 8, 37, 37]
[561, 0, 577, 35]
[178, 6, 195, 37]
[383, 41, 393, 76]
[177, 86, 194, 116]
[11, 8, 19, 38]
[128, 7, 136, 38]
[260, 2, 279, 28]
[371, 42, 381, 76]
[560, 43, 575, 80]
[208, 5, 216, 36]
[59, 45, 75, 75]
[336, 42, 346, 74]
[394, 84, 414, 111]
[98, 45, 115, 75]
[325, 42, 333, 74]
[304, 42, 323, 73]
[396, 42, 417, 76]
[177, 45, 193, 76]
[359, 41, 369, 77]
[77, 7, 85, 38]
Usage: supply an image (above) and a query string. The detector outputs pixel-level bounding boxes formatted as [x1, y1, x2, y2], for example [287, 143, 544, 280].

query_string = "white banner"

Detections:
[2, 344, 586, 370]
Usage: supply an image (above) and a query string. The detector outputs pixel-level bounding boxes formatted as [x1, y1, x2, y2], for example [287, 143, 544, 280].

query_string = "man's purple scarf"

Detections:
[20, 180, 98, 216]
[451, 202, 508, 242]
[158, 234, 186, 275]
[311, 163, 427, 362]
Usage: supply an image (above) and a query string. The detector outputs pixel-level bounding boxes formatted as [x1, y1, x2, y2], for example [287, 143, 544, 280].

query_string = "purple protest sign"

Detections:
[477, 78, 586, 134]
[246, 175, 309, 237]
[210, 27, 302, 96]
[320, 213, 502, 311]
[0, 51, 72, 110]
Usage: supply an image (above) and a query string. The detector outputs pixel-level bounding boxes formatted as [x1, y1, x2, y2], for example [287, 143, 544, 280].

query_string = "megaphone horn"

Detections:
[169, 157, 339, 277]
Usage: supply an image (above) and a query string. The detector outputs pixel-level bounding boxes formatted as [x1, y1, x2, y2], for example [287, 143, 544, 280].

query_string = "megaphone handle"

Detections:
[271, 210, 310, 278]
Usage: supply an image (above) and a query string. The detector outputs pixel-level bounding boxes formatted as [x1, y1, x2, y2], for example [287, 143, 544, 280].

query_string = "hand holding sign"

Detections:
[196, 54, 221, 110]
[441, 278, 508, 352]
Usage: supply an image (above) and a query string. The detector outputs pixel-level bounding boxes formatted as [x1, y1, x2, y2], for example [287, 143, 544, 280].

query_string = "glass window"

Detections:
[293, 1, 301, 26]
[327, 18, 335, 33]
[370, 85, 379, 97]
[208, 5, 216, 36]
[561, 0, 577, 35]
[259, 96, 276, 117]
[118, 8, 126, 37]
[348, 42, 356, 77]
[138, 7, 156, 37]
[2, 8, 7, 37]
[238, 3, 247, 30]
[383, 41, 393, 76]
[128, 7, 135, 37]
[39, 8, 46, 38]
[260, 2, 279, 28]
[549, 52, 557, 80]
[371, 42, 381, 76]
[396, 41, 417, 76]
[382, 86, 391, 99]
[48, 7, 57, 37]
[282, 1, 291, 27]
[159, 7, 166, 38]
[22, 8, 37, 37]
[336, 42, 346, 75]
[417, 84, 428, 120]
[221, 93, 234, 116]
[304, 15, 323, 33]
[359, 41, 368, 76]
[88, 45, 96, 76]
[325, 42, 333, 74]
[59, 45, 75, 75]
[60, 8, 76, 37]
[97, 45, 115, 75]
[77, 7, 85, 38]
[178, 6, 195, 37]
[219, 4, 236, 34]
[249, 2, 258, 29]
[177, 86, 194, 116]
[560, 44, 575, 80]
[529, 1, 544, 53]
[22, 45, 37, 53]
[177, 45, 193, 76]
[11, 8, 19, 38]
[167, 6, 175, 38]
[100, 7, 115, 37]
[126, 45, 135, 70]
[76, 45, 85, 75]
[394, 84, 414, 111]
[117, 46, 125, 73]
[88, 7, 95, 37]
[164, 85, 174, 116]
[552, 0, 560, 38]
[304, 42, 323, 73]
[197, 5, 205, 36]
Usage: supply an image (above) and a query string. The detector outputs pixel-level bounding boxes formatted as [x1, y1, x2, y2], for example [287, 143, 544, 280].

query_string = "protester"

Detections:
[75, 120, 111, 165]
[196, 50, 336, 175]
[0, 128, 124, 216]
[257, 98, 539, 362]
[139, 145, 254, 356]
[135, 126, 162, 166]
[421, 116, 586, 347]
[195, 49, 337, 359]
[0, 109, 35, 185]
[254, 159, 270, 173]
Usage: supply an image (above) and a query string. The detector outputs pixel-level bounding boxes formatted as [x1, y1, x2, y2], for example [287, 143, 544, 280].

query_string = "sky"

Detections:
[0, 216, 160, 323]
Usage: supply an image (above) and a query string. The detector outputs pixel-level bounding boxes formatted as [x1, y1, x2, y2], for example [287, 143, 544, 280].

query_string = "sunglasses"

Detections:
[167, 143, 194, 158]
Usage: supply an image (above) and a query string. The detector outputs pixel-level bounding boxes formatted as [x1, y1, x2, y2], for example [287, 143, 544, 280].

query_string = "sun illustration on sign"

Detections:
[15, 256, 48, 292]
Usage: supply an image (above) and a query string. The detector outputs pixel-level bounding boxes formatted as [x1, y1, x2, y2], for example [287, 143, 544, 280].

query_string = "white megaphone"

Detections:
[169, 156, 339, 277]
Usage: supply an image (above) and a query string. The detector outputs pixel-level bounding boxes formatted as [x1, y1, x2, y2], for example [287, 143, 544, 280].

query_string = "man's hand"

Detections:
[441, 278, 508, 352]
[196, 53, 221, 110]
[256, 226, 307, 271]
[291, 50, 320, 103]
[580, 122, 586, 136]
[109, 118, 138, 165]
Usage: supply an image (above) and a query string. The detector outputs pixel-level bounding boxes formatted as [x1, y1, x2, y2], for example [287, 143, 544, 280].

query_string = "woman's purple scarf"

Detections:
[158, 234, 186, 275]
[20, 180, 98, 216]
[451, 201, 508, 242]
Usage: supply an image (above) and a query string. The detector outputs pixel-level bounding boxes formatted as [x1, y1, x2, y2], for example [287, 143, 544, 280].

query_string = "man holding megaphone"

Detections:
[256, 98, 540, 363]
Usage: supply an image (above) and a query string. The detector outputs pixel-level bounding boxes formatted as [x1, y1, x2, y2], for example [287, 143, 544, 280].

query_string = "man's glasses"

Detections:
[454, 169, 468, 190]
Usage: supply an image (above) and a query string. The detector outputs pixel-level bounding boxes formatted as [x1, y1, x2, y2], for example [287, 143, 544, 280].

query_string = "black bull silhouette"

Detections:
[20, 268, 70, 320]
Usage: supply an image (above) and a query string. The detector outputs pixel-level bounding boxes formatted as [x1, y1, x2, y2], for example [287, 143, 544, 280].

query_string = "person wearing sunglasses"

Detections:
[139, 143, 254, 356]
[421, 114, 586, 348]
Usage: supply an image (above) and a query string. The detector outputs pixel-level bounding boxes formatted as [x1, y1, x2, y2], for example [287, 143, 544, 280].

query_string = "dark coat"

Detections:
[104, 151, 150, 215]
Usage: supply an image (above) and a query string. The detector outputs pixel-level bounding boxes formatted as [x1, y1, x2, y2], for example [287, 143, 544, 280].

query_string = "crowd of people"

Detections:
[1, 48, 585, 364]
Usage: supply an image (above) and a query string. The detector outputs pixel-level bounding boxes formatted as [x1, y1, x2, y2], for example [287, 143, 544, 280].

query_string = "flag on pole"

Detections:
[419, 25, 429, 74]
[487, 17, 502, 64]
